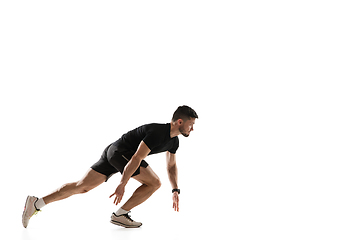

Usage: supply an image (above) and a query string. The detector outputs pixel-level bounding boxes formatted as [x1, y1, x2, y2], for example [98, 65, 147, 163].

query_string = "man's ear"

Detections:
[177, 119, 183, 125]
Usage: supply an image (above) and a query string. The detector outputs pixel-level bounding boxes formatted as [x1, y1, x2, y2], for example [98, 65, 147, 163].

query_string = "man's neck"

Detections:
[170, 122, 180, 138]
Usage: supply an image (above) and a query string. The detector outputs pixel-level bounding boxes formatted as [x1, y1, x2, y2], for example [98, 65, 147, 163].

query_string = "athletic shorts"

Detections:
[91, 144, 149, 181]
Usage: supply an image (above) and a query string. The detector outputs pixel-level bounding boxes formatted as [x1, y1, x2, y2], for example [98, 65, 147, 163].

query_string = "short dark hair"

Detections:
[172, 105, 198, 122]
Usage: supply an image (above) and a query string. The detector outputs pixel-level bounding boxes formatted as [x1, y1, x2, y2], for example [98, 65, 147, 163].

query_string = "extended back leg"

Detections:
[43, 168, 107, 204]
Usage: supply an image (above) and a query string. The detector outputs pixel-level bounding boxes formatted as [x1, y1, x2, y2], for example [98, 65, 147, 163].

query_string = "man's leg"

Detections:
[23, 169, 106, 228]
[121, 165, 161, 211]
[43, 168, 107, 204]
[110, 166, 161, 228]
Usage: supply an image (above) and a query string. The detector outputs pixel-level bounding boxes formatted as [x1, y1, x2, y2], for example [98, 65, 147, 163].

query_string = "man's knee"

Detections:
[150, 178, 161, 190]
[133, 167, 161, 191]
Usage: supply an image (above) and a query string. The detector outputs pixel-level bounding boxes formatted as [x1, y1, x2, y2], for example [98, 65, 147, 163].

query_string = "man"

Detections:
[22, 105, 198, 228]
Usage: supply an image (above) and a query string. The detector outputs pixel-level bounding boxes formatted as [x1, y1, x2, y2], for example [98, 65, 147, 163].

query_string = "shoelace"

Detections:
[123, 212, 134, 222]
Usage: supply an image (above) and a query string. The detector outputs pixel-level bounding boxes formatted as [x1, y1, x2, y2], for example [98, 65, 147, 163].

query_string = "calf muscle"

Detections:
[43, 169, 106, 205]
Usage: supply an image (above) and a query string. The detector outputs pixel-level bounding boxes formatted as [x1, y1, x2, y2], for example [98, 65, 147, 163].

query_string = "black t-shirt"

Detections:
[112, 123, 179, 155]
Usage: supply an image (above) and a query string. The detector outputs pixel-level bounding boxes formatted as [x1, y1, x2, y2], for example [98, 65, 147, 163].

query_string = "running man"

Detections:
[22, 105, 198, 228]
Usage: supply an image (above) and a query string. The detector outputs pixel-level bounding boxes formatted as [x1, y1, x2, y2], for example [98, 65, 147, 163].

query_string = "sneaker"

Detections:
[22, 196, 41, 228]
[110, 212, 142, 228]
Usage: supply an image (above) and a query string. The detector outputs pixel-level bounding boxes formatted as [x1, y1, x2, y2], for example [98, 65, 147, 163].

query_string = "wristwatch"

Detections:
[172, 189, 180, 194]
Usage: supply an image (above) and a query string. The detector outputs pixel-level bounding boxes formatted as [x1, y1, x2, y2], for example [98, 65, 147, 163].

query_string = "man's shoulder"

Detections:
[142, 123, 169, 132]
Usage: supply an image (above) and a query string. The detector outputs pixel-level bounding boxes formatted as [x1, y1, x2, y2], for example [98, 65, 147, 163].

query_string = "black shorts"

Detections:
[91, 144, 149, 181]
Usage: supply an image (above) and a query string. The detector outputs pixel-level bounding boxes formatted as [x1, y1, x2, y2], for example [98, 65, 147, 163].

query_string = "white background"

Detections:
[1, 1, 360, 239]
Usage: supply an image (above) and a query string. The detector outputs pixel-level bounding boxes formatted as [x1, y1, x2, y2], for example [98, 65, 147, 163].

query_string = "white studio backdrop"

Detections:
[1, 1, 360, 240]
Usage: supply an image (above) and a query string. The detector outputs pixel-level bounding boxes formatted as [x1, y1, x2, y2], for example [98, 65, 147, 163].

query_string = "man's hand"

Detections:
[109, 184, 125, 205]
[172, 192, 179, 212]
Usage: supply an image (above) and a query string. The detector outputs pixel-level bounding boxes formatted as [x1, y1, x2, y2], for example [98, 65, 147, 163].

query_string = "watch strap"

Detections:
[172, 189, 180, 194]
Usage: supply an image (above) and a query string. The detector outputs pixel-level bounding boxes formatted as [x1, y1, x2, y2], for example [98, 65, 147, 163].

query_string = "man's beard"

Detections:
[179, 126, 189, 137]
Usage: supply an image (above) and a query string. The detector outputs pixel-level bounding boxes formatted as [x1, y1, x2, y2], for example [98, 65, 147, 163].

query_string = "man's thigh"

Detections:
[132, 166, 161, 186]
[77, 168, 107, 189]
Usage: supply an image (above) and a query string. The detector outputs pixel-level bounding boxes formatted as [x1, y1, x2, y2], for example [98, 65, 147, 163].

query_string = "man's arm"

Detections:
[166, 151, 179, 211]
[121, 141, 151, 185]
[166, 151, 178, 189]
[110, 141, 151, 205]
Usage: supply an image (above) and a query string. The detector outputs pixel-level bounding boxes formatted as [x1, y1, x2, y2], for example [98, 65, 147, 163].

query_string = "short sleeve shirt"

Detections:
[112, 123, 179, 155]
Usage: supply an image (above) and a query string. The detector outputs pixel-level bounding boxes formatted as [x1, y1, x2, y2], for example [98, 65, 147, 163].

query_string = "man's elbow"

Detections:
[167, 163, 177, 172]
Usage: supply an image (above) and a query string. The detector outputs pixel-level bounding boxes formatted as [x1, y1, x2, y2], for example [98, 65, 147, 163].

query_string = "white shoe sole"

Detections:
[110, 219, 142, 228]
